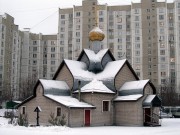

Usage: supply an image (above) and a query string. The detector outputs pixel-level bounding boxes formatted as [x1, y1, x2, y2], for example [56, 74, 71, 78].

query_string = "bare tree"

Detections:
[18, 76, 37, 101]
[160, 78, 179, 106]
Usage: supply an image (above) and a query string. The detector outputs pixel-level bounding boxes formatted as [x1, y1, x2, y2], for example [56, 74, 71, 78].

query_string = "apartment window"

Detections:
[51, 47, 55, 52]
[117, 25, 122, 29]
[51, 54, 55, 58]
[102, 101, 110, 112]
[76, 25, 80, 30]
[2, 33, 4, 39]
[76, 12, 81, 17]
[69, 14, 73, 18]
[99, 11, 103, 15]
[135, 16, 139, 21]
[61, 20, 65, 25]
[160, 57, 166, 62]
[33, 41, 37, 45]
[51, 61, 55, 65]
[135, 57, 140, 63]
[118, 38, 122, 43]
[135, 22, 139, 28]
[159, 22, 164, 27]
[134, 9, 139, 14]
[160, 43, 165, 48]
[135, 51, 140, 56]
[61, 27, 65, 32]
[61, 15, 65, 19]
[135, 37, 140, 41]
[160, 50, 165, 55]
[177, 3, 180, 8]
[99, 18, 104, 22]
[1, 41, 4, 47]
[51, 67, 55, 72]
[135, 43, 140, 49]
[43, 60, 47, 64]
[136, 72, 140, 77]
[60, 41, 64, 45]
[159, 8, 164, 13]
[33, 47, 37, 51]
[57, 107, 61, 116]
[159, 15, 164, 20]
[1, 25, 4, 32]
[60, 47, 64, 52]
[33, 54, 37, 58]
[117, 18, 122, 23]
[33, 60, 37, 65]
[22, 106, 26, 114]
[118, 45, 122, 50]
[76, 32, 80, 37]
[51, 41, 55, 45]
[76, 18, 80, 23]
[161, 72, 166, 77]
[76, 39, 80, 43]
[161, 79, 166, 84]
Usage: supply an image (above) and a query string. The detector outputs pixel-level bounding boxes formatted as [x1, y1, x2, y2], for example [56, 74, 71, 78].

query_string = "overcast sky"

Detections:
[0, 0, 174, 34]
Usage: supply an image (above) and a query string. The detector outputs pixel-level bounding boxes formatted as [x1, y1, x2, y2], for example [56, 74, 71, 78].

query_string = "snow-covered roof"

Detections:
[119, 80, 149, 96]
[64, 59, 126, 81]
[143, 95, 161, 107]
[84, 49, 108, 63]
[74, 79, 115, 94]
[45, 94, 95, 108]
[39, 79, 70, 95]
[114, 94, 143, 101]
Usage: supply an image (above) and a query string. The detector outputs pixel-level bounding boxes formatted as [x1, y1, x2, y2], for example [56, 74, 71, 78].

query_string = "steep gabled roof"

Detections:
[78, 49, 115, 62]
[17, 79, 95, 109]
[119, 80, 150, 96]
[114, 80, 150, 101]
[39, 79, 70, 96]
[45, 94, 95, 108]
[78, 49, 115, 73]
[74, 79, 115, 94]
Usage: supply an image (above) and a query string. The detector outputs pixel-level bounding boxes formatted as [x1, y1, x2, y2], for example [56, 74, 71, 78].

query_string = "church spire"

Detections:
[88, 1, 105, 53]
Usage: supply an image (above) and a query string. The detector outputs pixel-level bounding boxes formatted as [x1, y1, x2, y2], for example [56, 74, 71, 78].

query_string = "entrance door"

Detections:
[145, 108, 151, 123]
[85, 110, 90, 126]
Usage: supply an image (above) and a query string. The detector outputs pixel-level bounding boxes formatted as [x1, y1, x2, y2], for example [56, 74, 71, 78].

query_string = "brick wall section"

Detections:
[115, 64, 137, 91]
[80, 93, 115, 126]
[56, 64, 74, 89]
[69, 108, 85, 127]
[114, 83, 158, 126]
[18, 84, 69, 126]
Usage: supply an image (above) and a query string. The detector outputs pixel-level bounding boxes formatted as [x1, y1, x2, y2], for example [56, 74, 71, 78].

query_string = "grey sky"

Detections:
[0, 0, 174, 34]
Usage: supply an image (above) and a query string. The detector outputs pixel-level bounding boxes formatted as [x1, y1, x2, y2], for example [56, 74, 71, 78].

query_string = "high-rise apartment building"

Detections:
[0, 14, 59, 100]
[1, 0, 180, 101]
[58, 0, 180, 94]
[0, 13, 22, 100]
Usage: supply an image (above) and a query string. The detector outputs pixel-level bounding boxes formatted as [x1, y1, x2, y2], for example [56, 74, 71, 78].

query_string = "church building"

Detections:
[17, 26, 161, 127]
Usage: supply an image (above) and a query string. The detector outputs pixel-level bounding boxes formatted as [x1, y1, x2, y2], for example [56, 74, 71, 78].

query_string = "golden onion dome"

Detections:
[89, 27, 105, 41]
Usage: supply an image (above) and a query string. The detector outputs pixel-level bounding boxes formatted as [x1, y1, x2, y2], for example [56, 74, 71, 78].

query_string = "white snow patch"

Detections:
[40, 79, 69, 90]
[77, 79, 114, 94]
[120, 80, 149, 91]
[45, 95, 95, 108]
[84, 49, 108, 63]
[114, 94, 143, 101]
[0, 116, 180, 135]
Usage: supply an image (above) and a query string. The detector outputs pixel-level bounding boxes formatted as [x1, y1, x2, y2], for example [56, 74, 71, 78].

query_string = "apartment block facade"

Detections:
[58, 0, 180, 94]
[1, 0, 180, 100]
[0, 14, 59, 100]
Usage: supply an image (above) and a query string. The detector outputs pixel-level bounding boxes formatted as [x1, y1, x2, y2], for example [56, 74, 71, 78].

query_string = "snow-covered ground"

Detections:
[0, 116, 180, 135]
